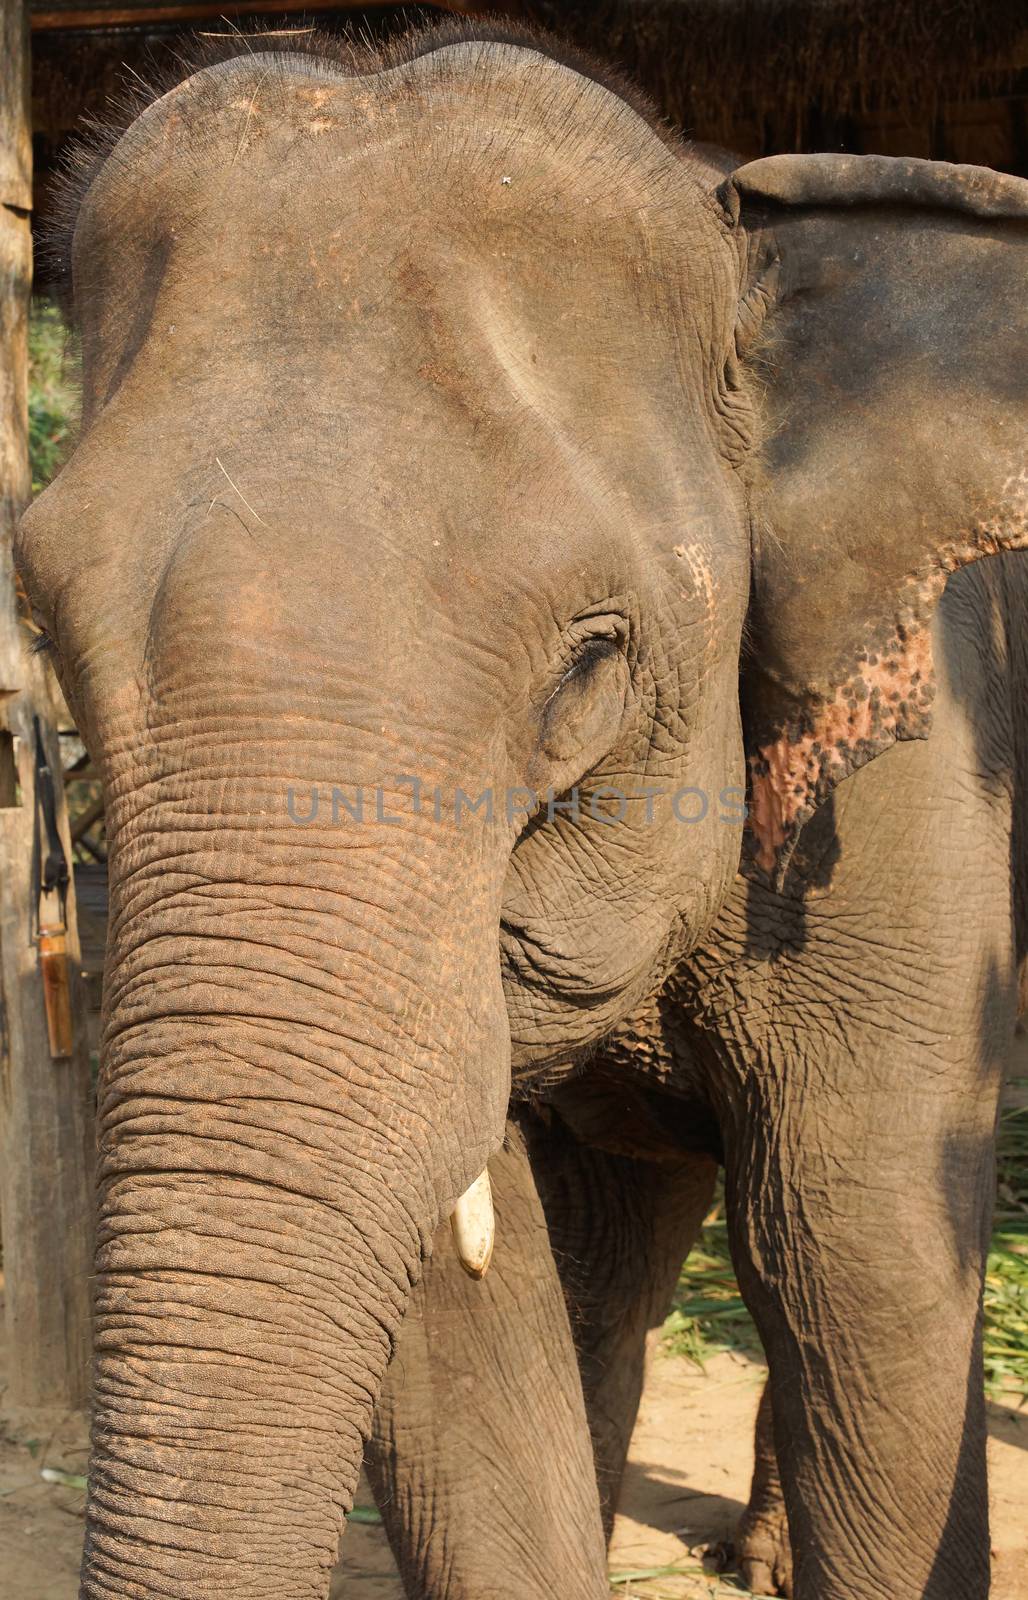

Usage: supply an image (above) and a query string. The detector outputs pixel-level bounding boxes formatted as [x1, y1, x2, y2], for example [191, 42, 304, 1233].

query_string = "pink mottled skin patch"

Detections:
[747, 477, 1028, 879]
[749, 622, 936, 874]
[946, 469, 1028, 568]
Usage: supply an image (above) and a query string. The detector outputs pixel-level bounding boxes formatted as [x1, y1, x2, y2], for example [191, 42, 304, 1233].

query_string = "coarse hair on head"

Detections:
[45, 14, 687, 311]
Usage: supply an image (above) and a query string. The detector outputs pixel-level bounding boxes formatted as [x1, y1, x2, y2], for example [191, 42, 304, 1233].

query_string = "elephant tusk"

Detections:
[450, 1169, 494, 1279]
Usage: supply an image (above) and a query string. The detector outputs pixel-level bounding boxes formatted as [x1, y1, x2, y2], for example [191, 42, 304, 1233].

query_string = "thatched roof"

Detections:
[528, 0, 1028, 141]
[27, 1, 1028, 179]
[28, 7, 376, 146]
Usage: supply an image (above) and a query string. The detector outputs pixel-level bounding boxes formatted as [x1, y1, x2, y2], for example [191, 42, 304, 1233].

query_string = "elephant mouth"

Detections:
[499, 911, 669, 1016]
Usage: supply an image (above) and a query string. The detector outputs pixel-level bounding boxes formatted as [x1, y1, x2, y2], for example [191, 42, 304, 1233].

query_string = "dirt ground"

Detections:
[1, 1329, 1024, 1600]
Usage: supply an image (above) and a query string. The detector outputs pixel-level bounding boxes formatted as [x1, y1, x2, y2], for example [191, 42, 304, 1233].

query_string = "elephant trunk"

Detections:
[80, 774, 511, 1600]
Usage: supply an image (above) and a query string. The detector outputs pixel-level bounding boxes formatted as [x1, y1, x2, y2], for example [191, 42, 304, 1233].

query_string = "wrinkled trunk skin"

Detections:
[81, 755, 511, 1600]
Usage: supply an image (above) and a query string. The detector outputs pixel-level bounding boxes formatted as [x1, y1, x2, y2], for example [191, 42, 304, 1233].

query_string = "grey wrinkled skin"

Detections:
[16, 24, 1028, 1600]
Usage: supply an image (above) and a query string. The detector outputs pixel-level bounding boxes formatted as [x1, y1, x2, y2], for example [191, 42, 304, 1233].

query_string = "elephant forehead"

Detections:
[70, 46, 730, 410]
[50, 42, 748, 703]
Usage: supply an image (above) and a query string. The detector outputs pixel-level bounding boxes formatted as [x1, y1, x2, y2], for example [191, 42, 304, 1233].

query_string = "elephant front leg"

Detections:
[724, 1045, 997, 1600]
[364, 1115, 608, 1600]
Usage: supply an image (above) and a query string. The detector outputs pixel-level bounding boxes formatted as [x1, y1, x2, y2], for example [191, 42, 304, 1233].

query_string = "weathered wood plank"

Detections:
[0, 0, 94, 1413]
[1, 2, 32, 212]
[29, 0, 496, 30]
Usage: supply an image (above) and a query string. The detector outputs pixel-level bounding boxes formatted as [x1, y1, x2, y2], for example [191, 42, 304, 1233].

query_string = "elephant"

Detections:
[16, 20, 1028, 1600]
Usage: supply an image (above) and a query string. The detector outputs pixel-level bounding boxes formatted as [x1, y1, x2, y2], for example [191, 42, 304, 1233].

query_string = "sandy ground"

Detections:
[2, 1333, 1024, 1600]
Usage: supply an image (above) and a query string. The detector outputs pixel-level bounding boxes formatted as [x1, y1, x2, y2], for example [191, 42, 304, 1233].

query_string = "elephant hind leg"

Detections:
[728, 1378, 793, 1598]
[527, 1110, 718, 1540]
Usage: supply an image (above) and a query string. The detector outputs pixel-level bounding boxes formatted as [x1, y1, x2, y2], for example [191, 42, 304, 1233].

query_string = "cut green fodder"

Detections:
[609, 1559, 750, 1597]
[984, 1235, 1028, 1395]
[662, 1202, 762, 1369]
[40, 1467, 87, 1490]
[988, 1080, 1028, 1398]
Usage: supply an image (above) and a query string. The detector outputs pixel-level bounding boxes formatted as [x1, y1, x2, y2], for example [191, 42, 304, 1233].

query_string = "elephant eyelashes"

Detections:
[559, 636, 621, 685]
[29, 628, 55, 658]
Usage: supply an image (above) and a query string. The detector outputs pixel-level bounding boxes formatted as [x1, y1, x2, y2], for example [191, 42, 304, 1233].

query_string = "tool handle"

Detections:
[39, 923, 73, 1060]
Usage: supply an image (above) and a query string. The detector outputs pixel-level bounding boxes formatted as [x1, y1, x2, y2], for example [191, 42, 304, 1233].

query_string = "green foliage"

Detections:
[666, 1089, 1028, 1400]
[662, 1206, 761, 1368]
[987, 1081, 1028, 1397]
[28, 300, 79, 494]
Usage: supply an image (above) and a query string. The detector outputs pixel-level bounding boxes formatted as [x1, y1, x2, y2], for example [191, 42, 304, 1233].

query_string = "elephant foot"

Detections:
[706, 1505, 793, 1597]
[735, 1503, 793, 1597]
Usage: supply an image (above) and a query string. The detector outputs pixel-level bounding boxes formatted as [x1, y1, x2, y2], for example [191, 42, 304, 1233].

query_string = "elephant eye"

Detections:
[540, 625, 631, 767]
[558, 635, 620, 688]
[554, 612, 629, 685]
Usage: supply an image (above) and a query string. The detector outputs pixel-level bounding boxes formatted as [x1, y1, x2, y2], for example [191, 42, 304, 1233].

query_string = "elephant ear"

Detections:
[719, 154, 1028, 883]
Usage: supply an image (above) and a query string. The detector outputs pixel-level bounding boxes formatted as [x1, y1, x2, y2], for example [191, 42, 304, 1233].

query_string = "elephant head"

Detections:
[15, 26, 1027, 1600]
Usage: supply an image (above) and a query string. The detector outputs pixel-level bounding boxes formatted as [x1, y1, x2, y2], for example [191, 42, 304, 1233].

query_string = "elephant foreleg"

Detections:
[364, 1114, 608, 1600]
[684, 648, 1017, 1600]
[723, 1049, 997, 1600]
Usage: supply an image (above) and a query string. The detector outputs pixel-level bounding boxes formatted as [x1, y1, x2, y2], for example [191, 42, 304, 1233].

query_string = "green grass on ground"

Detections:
[988, 1080, 1028, 1396]
[662, 1201, 762, 1369]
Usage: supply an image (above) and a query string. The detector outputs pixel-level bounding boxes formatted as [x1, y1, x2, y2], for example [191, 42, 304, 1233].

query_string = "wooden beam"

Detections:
[29, 0, 511, 30]
[1, 4, 32, 211]
[0, 0, 94, 1414]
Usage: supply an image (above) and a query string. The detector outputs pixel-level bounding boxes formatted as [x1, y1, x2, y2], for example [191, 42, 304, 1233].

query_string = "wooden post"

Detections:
[1, 0, 94, 1413]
